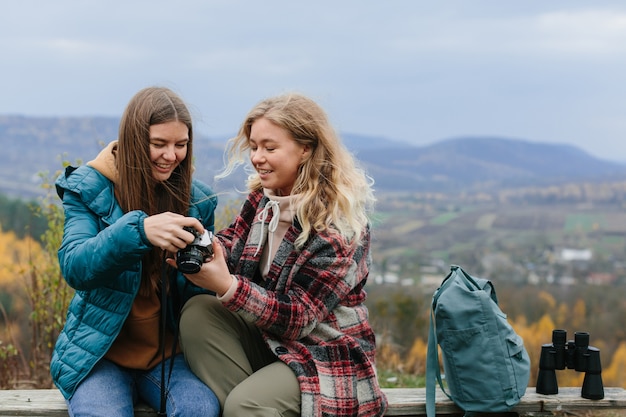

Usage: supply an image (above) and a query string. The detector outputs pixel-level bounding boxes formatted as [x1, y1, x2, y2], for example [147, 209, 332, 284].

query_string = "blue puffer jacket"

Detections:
[50, 163, 218, 399]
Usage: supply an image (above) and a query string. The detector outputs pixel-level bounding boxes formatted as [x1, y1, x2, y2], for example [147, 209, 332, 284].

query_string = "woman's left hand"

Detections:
[166, 236, 234, 296]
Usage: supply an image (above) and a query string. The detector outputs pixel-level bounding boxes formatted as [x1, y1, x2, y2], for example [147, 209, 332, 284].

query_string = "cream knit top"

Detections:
[218, 189, 296, 302]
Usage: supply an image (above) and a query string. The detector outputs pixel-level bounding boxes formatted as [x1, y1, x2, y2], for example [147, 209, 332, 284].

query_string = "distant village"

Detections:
[371, 246, 623, 289]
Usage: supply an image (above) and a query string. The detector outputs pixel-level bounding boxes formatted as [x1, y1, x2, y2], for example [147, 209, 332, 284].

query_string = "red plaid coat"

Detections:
[218, 190, 387, 416]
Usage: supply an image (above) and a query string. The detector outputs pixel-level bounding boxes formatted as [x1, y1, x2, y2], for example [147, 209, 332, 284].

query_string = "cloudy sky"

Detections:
[3, 1, 626, 161]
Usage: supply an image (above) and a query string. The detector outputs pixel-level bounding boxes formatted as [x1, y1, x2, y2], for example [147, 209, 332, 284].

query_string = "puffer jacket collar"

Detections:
[56, 164, 122, 227]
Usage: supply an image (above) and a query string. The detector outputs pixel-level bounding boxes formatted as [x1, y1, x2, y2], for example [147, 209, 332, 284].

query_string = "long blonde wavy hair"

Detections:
[218, 93, 376, 248]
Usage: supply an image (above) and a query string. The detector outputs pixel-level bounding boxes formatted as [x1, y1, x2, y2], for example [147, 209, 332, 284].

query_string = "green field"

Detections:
[371, 193, 626, 282]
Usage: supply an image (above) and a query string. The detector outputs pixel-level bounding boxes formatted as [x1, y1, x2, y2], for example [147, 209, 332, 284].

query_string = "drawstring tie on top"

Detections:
[255, 199, 281, 257]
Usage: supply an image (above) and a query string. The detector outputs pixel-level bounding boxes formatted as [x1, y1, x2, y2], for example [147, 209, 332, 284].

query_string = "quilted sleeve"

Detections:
[58, 189, 152, 291]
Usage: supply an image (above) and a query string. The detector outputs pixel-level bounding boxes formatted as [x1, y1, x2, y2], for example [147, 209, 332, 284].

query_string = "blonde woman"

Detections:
[174, 93, 387, 417]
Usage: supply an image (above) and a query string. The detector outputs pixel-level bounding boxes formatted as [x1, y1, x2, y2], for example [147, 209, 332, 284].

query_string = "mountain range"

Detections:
[2, 115, 626, 199]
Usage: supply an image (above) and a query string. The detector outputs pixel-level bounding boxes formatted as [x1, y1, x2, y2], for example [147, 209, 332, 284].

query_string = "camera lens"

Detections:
[176, 228, 213, 274]
[176, 246, 204, 274]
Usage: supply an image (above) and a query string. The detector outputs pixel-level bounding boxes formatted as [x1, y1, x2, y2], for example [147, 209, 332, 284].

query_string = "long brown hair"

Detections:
[116, 86, 194, 293]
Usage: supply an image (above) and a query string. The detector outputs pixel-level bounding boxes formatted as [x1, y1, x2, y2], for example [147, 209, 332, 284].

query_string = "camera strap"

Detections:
[157, 253, 179, 417]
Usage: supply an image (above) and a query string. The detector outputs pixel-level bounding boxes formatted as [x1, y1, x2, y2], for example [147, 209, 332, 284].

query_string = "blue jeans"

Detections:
[67, 354, 220, 417]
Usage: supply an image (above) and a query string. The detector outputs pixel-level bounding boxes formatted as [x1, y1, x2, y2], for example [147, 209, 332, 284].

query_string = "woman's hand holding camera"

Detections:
[143, 212, 204, 253]
[166, 235, 234, 297]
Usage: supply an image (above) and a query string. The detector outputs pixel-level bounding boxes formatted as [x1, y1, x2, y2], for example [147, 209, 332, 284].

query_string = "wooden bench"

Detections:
[1, 387, 625, 416]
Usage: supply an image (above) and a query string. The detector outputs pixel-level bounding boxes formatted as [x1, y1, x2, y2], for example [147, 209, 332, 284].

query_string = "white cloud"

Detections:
[382, 7, 626, 60]
[535, 10, 626, 55]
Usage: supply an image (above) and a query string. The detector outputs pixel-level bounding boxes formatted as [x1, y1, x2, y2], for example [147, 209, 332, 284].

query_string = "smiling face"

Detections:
[149, 121, 189, 182]
[249, 117, 309, 196]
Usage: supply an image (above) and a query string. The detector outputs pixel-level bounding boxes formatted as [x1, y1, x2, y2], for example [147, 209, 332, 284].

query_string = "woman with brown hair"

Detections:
[51, 86, 220, 417]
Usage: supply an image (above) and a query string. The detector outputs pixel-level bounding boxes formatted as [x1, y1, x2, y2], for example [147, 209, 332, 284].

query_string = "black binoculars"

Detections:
[536, 329, 604, 399]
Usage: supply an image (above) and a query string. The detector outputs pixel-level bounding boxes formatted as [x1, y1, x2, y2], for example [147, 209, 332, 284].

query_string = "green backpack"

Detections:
[426, 265, 530, 416]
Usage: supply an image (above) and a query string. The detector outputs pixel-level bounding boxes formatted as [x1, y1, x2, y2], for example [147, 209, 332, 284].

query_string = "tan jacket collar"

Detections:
[87, 140, 118, 183]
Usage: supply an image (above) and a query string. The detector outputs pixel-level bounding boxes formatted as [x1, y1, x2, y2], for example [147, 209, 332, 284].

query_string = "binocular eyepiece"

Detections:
[536, 329, 604, 400]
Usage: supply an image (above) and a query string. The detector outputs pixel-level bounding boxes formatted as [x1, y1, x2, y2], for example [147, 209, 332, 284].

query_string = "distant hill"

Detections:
[2, 115, 626, 198]
[0, 115, 228, 198]
[354, 136, 626, 192]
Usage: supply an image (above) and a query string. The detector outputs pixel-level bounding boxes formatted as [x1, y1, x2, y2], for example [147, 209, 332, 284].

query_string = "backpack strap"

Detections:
[426, 265, 483, 417]
[426, 309, 439, 417]
[426, 273, 455, 417]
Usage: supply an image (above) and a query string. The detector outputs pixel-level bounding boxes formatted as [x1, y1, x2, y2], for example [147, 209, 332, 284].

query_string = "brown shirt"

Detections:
[90, 141, 179, 369]
[105, 289, 179, 369]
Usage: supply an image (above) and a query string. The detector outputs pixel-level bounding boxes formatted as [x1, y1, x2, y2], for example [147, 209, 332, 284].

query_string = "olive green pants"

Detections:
[180, 294, 301, 417]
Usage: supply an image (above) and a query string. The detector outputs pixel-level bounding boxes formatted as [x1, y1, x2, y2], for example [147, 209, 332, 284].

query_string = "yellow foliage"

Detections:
[603, 342, 626, 387]
[537, 290, 556, 310]
[555, 303, 568, 329]
[571, 299, 586, 330]
[0, 228, 45, 285]
[0, 319, 22, 347]
[514, 314, 527, 327]
[404, 338, 427, 375]
[376, 340, 402, 372]
[213, 196, 244, 230]
[376, 299, 626, 389]
[510, 314, 556, 386]
[556, 368, 585, 387]
[535, 314, 557, 337]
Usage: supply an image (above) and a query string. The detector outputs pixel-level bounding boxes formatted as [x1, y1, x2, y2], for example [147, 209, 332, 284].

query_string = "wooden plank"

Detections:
[534, 387, 626, 413]
[381, 387, 626, 416]
[1, 387, 626, 416]
[0, 389, 153, 417]
[382, 387, 463, 416]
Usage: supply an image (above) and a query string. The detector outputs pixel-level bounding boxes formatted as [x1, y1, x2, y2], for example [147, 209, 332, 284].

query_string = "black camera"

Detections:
[536, 329, 604, 399]
[176, 227, 214, 274]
